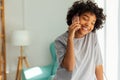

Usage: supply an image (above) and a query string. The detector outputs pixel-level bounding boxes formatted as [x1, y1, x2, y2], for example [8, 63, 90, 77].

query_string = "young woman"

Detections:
[54, 0, 106, 80]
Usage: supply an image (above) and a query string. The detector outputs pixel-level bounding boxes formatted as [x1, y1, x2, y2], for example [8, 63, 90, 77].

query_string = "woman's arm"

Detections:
[95, 64, 103, 80]
[61, 16, 81, 72]
[61, 37, 75, 72]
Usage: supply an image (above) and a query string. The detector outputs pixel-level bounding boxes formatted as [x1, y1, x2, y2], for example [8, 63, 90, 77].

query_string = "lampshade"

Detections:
[12, 30, 30, 46]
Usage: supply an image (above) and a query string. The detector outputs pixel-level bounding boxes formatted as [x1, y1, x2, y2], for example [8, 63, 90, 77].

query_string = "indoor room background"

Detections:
[2, 0, 120, 80]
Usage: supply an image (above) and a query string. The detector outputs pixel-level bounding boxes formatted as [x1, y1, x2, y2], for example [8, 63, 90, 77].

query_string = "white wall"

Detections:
[5, 0, 76, 79]
[5, 0, 24, 79]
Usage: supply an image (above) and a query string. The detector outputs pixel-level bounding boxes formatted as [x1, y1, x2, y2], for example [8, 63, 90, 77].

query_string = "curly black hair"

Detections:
[66, 0, 106, 32]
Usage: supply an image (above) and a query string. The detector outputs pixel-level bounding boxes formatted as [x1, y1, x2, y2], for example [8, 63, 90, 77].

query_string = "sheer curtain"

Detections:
[105, 0, 118, 79]
[95, 0, 119, 80]
[118, 1, 120, 80]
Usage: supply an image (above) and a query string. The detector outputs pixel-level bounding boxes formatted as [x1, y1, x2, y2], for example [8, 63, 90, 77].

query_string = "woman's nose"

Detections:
[85, 22, 91, 27]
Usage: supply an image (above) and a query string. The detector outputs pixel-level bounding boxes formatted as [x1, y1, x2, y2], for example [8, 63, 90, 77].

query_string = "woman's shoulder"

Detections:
[88, 32, 98, 38]
[86, 32, 98, 43]
[55, 31, 68, 41]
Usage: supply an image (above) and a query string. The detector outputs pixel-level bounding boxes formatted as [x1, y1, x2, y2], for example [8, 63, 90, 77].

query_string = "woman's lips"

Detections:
[81, 26, 89, 31]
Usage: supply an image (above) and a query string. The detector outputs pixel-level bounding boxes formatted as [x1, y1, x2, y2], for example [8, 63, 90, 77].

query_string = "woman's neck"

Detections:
[75, 32, 85, 38]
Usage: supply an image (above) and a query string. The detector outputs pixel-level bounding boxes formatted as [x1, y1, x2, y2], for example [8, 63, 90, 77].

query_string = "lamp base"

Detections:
[15, 56, 29, 80]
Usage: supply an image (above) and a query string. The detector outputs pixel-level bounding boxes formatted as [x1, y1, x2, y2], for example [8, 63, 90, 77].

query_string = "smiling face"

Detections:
[75, 12, 96, 38]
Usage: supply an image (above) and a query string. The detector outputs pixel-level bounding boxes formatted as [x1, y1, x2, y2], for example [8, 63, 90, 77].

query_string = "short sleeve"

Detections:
[94, 34, 103, 67]
[55, 40, 66, 67]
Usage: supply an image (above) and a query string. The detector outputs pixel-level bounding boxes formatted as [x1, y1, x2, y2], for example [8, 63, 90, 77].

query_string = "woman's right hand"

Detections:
[62, 16, 80, 71]
[68, 16, 81, 39]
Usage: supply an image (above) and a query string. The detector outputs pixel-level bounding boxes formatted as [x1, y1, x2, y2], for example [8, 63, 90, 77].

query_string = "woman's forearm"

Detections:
[95, 65, 103, 80]
[61, 38, 75, 72]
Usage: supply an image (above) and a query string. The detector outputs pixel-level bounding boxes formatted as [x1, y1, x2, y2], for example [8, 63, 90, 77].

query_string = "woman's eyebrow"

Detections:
[83, 14, 89, 17]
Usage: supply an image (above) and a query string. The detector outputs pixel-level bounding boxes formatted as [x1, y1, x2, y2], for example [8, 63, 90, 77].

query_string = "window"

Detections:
[95, 0, 119, 80]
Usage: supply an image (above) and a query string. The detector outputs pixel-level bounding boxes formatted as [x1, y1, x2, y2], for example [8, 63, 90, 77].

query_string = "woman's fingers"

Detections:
[70, 16, 81, 30]
[74, 25, 81, 31]
[68, 23, 80, 31]
[68, 16, 81, 38]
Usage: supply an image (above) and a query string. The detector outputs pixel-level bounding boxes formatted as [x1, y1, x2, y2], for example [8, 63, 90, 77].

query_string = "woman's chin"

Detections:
[78, 29, 88, 35]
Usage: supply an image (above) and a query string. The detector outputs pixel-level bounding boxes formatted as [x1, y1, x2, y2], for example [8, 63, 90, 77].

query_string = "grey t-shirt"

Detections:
[54, 31, 103, 80]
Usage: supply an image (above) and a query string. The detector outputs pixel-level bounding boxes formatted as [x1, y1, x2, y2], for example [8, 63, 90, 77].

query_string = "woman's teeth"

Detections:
[82, 27, 88, 31]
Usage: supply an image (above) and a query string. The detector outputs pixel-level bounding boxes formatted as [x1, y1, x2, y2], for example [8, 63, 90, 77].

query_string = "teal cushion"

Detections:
[22, 42, 58, 80]
[50, 42, 58, 75]
[22, 64, 53, 80]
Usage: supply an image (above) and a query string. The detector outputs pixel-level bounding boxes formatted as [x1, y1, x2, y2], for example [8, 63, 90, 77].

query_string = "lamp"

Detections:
[12, 30, 30, 80]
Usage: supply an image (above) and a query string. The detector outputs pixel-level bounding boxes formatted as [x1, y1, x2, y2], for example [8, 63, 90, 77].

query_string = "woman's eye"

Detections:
[91, 22, 95, 25]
